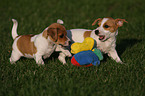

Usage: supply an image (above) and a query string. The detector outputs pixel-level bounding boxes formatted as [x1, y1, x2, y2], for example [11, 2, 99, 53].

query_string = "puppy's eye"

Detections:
[59, 34, 64, 38]
[104, 25, 109, 28]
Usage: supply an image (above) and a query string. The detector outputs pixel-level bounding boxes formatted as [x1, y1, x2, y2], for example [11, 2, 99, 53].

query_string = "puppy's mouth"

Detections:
[99, 35, 105, 40]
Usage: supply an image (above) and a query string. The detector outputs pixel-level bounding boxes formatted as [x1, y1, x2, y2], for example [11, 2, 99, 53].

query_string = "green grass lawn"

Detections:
[0, 0, 145, 96]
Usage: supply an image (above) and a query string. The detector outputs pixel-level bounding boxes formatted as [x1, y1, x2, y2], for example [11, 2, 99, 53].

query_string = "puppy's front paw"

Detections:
[117, 60, 123, 64]
[58, 53, 66, 64]
[58, 57, 66, 64]
[36, 59, 45, 65]
[64, 50, 72, 57]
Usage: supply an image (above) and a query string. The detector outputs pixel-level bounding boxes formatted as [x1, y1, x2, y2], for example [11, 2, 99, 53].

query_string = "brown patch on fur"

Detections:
[103, 18, 128, 33]
[103, 18, 118, 33]
[17, 35, 37, 56]
[84, 31, 92, 38]
[47, 28, 58, 42]
[43, 23, 68, 46]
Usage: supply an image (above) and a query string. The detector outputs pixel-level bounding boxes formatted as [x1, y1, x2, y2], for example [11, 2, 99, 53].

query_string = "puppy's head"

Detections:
[43, 23, 70, 46]
[92, 17, 128, 41]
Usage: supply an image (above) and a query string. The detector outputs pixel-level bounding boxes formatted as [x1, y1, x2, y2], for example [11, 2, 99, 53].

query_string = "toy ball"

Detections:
[71, 50, 101, 67]
[70, 37, 103, 67]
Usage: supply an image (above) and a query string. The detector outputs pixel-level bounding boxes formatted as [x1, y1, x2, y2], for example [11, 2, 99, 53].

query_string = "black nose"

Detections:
[95, 30, 99, 35]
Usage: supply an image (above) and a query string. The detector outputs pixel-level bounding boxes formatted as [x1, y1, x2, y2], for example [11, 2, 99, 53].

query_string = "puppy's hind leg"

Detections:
[9, 50, 21, 64]
[34, 54, 44, 65]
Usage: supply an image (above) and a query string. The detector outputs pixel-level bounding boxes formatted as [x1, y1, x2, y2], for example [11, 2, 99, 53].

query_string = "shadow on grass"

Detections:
[116, 38, 142, 56]
[43, 52, 59, 64]
[43, 52, 71, 64]
[98, 38, 142, 63]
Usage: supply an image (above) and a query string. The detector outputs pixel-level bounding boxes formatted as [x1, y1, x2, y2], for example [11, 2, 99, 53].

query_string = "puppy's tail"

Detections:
[11, 19, 18, 39]
[57, 19, 64, 24]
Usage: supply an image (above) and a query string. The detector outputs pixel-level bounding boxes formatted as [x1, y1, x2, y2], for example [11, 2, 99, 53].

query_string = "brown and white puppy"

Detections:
[66, 17, 128, 63]
[10, 19, 71, 65]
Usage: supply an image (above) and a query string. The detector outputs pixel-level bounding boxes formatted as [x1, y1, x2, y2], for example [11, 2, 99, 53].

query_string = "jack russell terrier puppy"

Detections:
[65, 17, 128, 63]
[10, 19, 71, 65]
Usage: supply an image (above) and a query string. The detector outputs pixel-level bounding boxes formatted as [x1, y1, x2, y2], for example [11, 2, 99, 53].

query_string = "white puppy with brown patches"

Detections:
[10, 19, 71, 65]
[66, 17, 128, 63]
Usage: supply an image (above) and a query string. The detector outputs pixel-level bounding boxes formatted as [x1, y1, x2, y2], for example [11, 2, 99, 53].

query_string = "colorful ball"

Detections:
[71, 50, 100, 67]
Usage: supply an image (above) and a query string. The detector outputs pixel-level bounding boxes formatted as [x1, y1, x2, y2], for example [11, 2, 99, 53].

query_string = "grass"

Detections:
[0, 0, 145, 96]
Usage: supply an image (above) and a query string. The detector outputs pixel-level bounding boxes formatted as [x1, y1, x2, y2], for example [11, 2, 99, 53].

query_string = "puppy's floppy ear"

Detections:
[42, 27, 49, 38]
[92, 18, 102, 26]
[115, 19, 128, 27]
[47, 28, 58, 41]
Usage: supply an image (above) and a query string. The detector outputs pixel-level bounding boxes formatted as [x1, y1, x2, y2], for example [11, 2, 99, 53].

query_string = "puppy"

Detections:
[9, 19, 71, 65]
[66, 17, 128, 63]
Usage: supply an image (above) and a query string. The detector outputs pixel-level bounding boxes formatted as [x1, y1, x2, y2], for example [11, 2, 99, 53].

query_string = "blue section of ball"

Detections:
[74, 50, 100, 66]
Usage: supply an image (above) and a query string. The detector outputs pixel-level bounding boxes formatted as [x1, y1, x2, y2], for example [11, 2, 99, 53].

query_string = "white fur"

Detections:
[67, 29, 91, 42]
[12, 19, 18, 39]
[10, 19, 70, 65]
[10, 36, 23, 64]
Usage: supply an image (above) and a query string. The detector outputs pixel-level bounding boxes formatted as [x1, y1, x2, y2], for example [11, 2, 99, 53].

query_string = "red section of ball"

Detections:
[71, 56, 82, 67]
[71, 56, 93, 67]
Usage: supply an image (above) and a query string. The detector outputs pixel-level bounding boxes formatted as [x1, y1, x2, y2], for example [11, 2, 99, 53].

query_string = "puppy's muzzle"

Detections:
[95, 30, 106, 41]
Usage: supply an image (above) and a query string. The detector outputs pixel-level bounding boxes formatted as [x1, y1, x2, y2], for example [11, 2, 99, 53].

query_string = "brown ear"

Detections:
[92, 18, 102, 26]
[115, 19, 128, 27]
[42, 27, 49, 38]
[47, 28, 58, 41]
